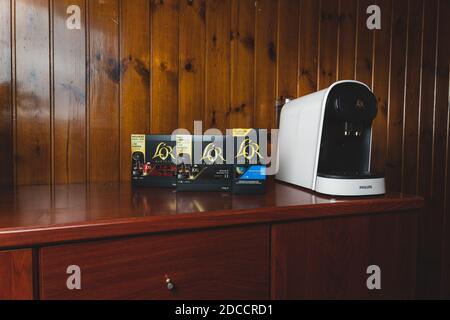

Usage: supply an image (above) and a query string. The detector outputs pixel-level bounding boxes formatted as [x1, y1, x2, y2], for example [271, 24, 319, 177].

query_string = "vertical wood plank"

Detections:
[150, 0, 179, 134]
[354, 0, 374, 86]
[205, 0, 231, 131]
[230, 0, 255, 128]
[15, 0, 51, 185]
[179, 0, 206, 132]
[120, 0, 150, 181]
[0, 0, 12, 187]
[416, 0, 438, 298]
[298, 0, 320, 96]
[337, 0, 357, 80]
[385, 0, 407, 192]
[432, 0, 450, 298]
[402, 0, 423, 195]
[53, 0, 87, 184]
[89, 0, 120, 183]
[371, 0, 392, 175]
[318, 0, 339, 90]
[445, 53, 450, 297]
[276, 0, 299, 99]
[254, 0, 277, 130]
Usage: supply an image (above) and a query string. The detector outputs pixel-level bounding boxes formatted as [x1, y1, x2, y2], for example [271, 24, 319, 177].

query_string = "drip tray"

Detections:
[318, 172, 385, 180]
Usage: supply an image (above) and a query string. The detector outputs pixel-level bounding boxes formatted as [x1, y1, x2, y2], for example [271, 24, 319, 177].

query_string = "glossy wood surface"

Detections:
[0, 180, 423, 250]
[271, 211, 418, 299]
[0, 249, 33, 300]
[40, 225, 269, 300]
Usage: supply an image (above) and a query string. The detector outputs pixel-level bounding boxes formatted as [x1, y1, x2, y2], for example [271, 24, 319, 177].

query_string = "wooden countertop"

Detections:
[0, 180, 424, 249]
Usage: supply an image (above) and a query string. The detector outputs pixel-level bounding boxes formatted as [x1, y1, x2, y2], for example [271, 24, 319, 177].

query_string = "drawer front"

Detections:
[0, 249, 34, 300]
[40, 226, 269, 300]
[271, 212, 418, 299]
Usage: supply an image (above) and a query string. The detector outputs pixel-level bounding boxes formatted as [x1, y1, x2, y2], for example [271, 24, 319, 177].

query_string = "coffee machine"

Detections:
[276, 80, 385, 196]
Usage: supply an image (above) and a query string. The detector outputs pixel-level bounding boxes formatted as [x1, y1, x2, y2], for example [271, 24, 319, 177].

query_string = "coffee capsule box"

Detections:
[176, 135, 233, 192]
[131, 134, 177, 187]
[232, 129, 267, 194]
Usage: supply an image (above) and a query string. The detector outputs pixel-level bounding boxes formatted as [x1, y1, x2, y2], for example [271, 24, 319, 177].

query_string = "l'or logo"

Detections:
[153, 142, 175, 161]
[236, 138, 264, 161]
[66, 265, 81, 290]
[200, 143, 225, 163]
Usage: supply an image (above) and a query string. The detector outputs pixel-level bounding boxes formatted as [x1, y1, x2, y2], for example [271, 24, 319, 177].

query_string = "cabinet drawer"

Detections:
[271, 212, 418, 299]
[40, 226, 269, 300]
[0, 249, 33, 300]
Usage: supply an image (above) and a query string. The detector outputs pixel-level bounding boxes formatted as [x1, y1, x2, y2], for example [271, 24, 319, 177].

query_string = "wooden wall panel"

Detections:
[230, 0, 255, 128]
[402, 0, 423, 195]
[385, 0, 407, 192]
[254, 0, 278, 130]
[371, 0, 391, 175]
[89, 0, 120, 183]
[150, 0, 179, 134]
[179, 0, 205, 133]
[415, 0, 438, 299]
[276, 0, 299, 99]
[337, 0, 357, 80]
[0, 0, 12, 187]
[119, 0, 150, 181]
[298, 0, 320, 96]
[318, 0, 339, 89]
[15, 0, 51, 185]
[354, 0, 374, 85]
[53, 0, 87, 184]
[434, 0, 450, 299]
[205, 0, 231, 132]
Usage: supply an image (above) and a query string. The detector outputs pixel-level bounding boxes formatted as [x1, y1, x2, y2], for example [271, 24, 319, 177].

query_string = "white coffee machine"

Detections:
[276, 80, 385, 196]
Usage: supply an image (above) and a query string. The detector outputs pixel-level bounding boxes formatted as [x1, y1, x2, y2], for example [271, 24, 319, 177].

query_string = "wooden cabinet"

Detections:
[40, 226, 270, 300]
[0, 250, 33, 300]
[0, 181, 423, 300]
[271, 212, 418, 299]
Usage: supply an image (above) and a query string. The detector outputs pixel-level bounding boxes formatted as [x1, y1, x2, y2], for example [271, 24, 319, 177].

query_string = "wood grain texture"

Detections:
[402, 0, 423, 195]
[0, 249, 33, 300]
[416, 0, 439, 299]
[15, 0, 51, 185]
[271, 211, 418, 299]
[277, 0, 299, 99]
[40, 226, 269, 300]
[150, 0, 179, 133]
[298, 0, 320, 95]
[53, 0, 87, 184]
[431, 0, 450, 299]
[120, 0, 150, 181]
[337, 0, 357, 80]
[89, 0, 120, 183]
[205, 0, 231, 131]
[354, 0, 374, 86]
[318, 0, 339, 90]
[230, 0, 255, 128]
[0, 0, 12, 187]
[179, 0, 206, 133]
[0, 180, 424, 249]
[255, 0, 278, 130]
[371, 0, 391, 175]
[385, 0, 407, 192]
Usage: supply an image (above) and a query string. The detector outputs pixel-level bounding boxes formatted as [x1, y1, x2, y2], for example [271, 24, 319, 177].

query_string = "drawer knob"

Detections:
[166, 277, 175, 291]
